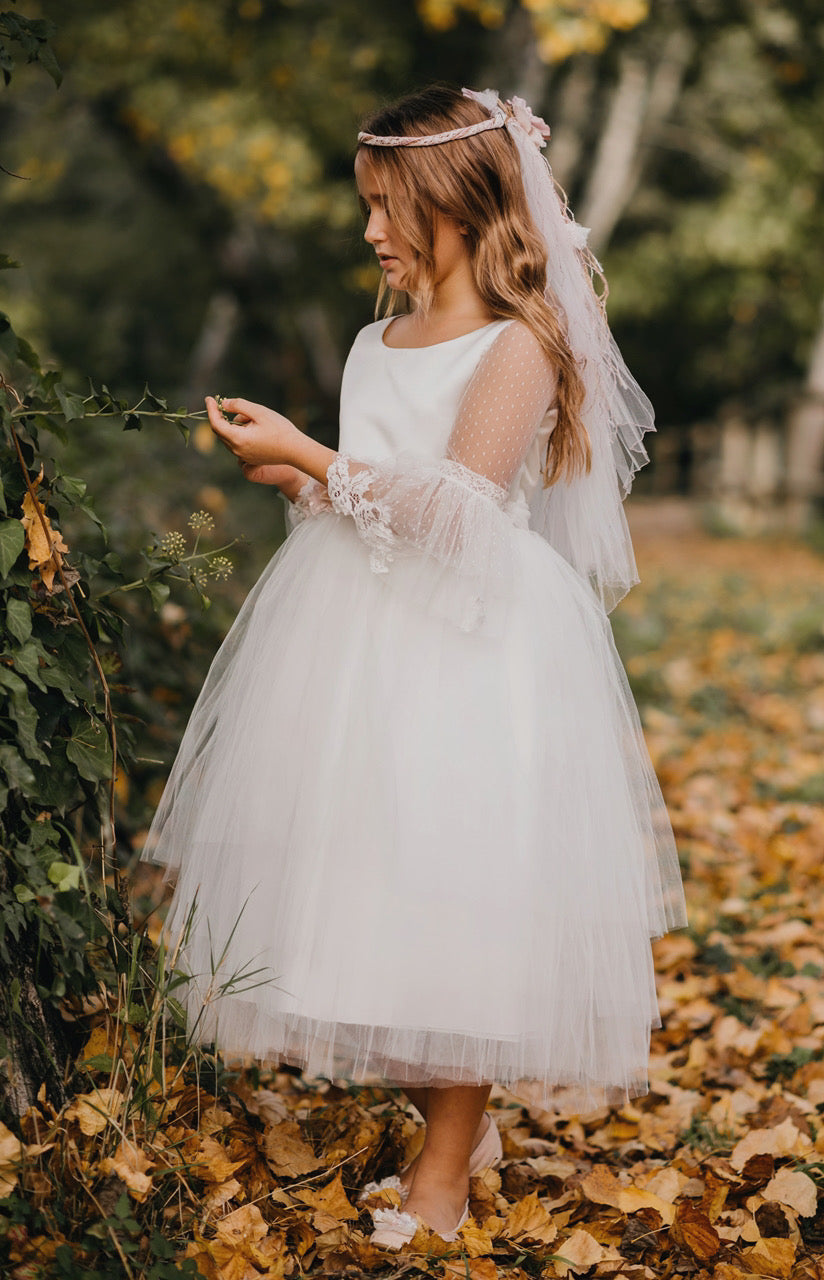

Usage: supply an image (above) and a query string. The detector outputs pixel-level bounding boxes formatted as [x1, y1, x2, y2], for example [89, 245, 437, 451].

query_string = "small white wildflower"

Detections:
[158, 531, 187, 561]
[209, 555, 233, 581]
[188, 509, 215, 533]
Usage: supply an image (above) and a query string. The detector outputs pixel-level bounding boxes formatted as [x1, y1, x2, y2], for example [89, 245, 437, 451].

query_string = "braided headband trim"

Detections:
[357, 107, 507, 148]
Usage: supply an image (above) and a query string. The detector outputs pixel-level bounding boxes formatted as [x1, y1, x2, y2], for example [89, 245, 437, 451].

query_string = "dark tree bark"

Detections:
[0, 855, 73, 1121]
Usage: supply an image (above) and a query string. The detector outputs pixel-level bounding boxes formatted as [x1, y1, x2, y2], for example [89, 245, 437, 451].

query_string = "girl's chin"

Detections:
[385, 266, 408, 288]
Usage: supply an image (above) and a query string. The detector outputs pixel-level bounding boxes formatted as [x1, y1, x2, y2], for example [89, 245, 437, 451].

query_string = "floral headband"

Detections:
[357, 87, 551, 150]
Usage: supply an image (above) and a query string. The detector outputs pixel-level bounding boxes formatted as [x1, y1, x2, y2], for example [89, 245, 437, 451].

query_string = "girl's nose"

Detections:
[364, 211, 385, 245]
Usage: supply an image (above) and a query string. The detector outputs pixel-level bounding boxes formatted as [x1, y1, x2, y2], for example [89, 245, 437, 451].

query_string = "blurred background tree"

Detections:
[4, 1, 823, 524]
[2, 0, 823, 855]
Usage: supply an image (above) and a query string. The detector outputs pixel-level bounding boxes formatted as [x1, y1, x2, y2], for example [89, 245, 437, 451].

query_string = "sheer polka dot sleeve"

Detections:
[325, 322, 558, 632]
[445, 320, 557, 488]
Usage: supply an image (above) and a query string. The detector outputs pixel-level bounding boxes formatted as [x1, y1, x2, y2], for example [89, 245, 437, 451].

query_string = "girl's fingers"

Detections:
[220, 396, 258, 418]
[205, 397, 230, 431]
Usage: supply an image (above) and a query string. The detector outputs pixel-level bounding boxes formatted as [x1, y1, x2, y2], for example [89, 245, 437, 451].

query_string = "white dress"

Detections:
[143, 316, 687, 1113]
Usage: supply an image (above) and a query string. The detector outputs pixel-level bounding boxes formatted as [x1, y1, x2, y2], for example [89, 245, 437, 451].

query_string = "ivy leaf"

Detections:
[39, 660, 80, 705]
[142, 385, 168, 412]
[0, 254, 20, 270]
[0, 12, 61, 87]
[0, 666, 47, 764]
[48, 860, 81, 893]
[54, 475, 87, 504]
[35, 38, 62, 88]
[0, 518, 25, 578]
[123, 412, 143, 432]
[65, 714, 113, 783]
[54, 383, 85, 422]
[29, 750, 78, 810]
[5, 596, 32, 645]
[147, 580, 170, 612]
[0, 743, 36, 794]
[11, 639, 46, 690]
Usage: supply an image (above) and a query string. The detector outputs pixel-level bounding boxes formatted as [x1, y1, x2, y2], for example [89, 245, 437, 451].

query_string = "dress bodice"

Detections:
[338, 316, 558, 518]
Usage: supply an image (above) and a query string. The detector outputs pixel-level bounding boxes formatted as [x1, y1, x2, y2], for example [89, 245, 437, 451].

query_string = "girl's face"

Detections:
[355, 151, 469, 294]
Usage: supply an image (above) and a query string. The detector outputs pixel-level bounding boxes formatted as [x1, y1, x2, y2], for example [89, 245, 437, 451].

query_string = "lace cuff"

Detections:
[325, 449, 516, 634]
[286, 477, 334, 532]
[326, 454, 397, 573]
[439, 456, 509, 505]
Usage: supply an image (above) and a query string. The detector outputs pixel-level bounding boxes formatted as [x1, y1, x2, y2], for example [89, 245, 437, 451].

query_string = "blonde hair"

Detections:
[357, 85, 592, 487]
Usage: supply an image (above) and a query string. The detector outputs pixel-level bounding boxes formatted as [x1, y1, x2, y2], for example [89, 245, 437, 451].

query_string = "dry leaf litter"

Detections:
[5, 517, 824, 1279]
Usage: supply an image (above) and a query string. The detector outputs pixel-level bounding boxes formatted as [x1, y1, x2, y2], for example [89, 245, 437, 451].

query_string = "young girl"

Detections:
[144, 84, 687, 1249]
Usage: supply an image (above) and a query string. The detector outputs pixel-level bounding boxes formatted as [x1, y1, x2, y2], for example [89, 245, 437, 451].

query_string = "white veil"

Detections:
[464, 88, 656, 613]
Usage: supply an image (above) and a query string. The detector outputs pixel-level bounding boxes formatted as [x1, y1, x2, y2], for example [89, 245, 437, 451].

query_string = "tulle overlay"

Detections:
[145, 502, 685, 1112]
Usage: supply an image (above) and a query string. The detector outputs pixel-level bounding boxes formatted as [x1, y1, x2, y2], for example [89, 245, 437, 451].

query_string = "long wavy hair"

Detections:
[357, 84, 591, 487]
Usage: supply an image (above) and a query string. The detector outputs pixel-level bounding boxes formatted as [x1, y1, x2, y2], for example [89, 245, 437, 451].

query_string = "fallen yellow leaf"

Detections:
[552, 1227, 621, 1276]
[215, 1202, 268, 1245]
[0, 1121, 23, 1198]
[457, 1218, 496, 1257]
[264, 1119, 322, 1177]
[671, 1201, 721, 1262]
[730, 1119, 812, 1171]
[65, 1088, 124, 1136]
[293, 1171, 359, 1232]
[99, 1139, 154, 1203]
[441, 1257, 498, 1280]
[580, 1164, 676, 1225]
[203, 1177, 243, 1213]
[19, 473, 69, 592]
[742, 1237, 796, 1278]
[500, 1190, 557, 1245]
[761, 1165, 818, 1217]
[191, 1135, 246, 1185]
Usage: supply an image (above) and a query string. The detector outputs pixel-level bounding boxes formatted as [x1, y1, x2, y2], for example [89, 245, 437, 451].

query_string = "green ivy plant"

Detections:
[0, 11, 238, 1122]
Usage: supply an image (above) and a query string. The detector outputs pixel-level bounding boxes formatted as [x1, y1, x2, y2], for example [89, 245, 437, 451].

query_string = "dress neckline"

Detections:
[379, 315, 509, 351]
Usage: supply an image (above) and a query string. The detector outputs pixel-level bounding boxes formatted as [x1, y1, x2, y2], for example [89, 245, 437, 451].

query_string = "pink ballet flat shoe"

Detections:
[470, 1112, 503, 1175]
[358, 1113, 502, 1206]
[369, 1199, 470, 1249]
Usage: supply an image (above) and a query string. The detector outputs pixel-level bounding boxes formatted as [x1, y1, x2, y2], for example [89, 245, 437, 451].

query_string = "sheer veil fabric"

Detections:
[463, 87, 656, 614]
[142, 92, 687, 1112]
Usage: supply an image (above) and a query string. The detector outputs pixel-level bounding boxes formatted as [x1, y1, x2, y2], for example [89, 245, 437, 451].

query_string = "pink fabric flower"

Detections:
[507, 96, 551, 149]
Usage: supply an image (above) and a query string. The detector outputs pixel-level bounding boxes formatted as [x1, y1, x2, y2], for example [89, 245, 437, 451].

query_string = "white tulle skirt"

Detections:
[143, 510, 686, 1112]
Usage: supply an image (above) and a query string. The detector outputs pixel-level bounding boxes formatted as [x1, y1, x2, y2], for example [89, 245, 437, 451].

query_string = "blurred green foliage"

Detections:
[1, 1, 821, 484]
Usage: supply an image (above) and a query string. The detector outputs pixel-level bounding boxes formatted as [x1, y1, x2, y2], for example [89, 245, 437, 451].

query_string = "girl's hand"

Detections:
[205, 396, 302, 468]
[239, 462, 313, 500]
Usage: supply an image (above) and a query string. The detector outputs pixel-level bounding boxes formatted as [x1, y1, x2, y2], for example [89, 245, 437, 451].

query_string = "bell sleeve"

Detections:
[325, 321, 557, 632]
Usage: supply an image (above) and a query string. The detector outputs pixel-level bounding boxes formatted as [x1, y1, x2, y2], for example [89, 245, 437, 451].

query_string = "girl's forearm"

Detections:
[289, 434, 339, 486]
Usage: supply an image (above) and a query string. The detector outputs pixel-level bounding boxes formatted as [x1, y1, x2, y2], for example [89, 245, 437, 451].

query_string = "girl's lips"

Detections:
[378, 256, 397, 268]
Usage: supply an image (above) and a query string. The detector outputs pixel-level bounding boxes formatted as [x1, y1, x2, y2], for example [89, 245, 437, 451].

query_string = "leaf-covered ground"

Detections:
[6, 509, 824, 1279]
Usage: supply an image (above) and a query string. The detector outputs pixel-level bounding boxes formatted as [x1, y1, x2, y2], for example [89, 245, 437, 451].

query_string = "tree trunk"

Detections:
[578, 29, 693, 256]
[0, 858, 73, 1121]
[546, 57, 598, 193]
[578, 52, 650, 256]
[294, 303, 344, 400]
[480, 5, 549, 105]
[183, 291, 241, 409]
[784, 298, 824, 530]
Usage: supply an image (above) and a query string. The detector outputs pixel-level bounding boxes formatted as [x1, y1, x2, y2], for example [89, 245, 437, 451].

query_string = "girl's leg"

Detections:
[401, 1082, 491, 1233]
[398, 1085, 490, 1194]
[403, 1086, 429, 1120]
